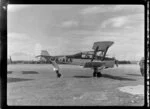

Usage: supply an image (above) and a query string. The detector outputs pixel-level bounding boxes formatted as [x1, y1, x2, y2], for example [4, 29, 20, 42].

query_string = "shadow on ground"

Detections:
[73, 74, 136, 81]
[73, 75, 92, 78]
[101, 74, 136, 81]
[7, 71, 13, 74]
[22, 71, 39, 74]
[126, 74, 142, 76]
[7, 77, 33, 83]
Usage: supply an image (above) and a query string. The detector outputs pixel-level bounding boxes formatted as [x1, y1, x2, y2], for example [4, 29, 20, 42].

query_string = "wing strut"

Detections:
[101, 47, 109, 61]
[91, 46, 99, 62]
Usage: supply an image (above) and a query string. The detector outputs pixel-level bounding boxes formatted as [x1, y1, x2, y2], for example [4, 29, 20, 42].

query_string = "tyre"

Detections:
[93, 72, 97, 77]
[57, 73, 62, 78]
[97, 72, 102, 77]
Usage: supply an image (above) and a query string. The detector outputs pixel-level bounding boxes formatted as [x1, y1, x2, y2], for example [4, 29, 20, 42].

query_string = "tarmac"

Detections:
[7, 64, 144, 106]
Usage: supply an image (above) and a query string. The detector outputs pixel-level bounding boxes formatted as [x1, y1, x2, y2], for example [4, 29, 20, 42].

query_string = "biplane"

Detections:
[36, 41, 118, 77]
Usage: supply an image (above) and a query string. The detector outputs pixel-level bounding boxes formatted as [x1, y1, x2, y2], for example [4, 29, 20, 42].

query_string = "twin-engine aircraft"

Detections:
[36, 41, 118, 77]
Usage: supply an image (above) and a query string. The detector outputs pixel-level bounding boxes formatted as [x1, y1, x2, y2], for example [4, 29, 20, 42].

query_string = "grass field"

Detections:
[7, 64, 144, 106]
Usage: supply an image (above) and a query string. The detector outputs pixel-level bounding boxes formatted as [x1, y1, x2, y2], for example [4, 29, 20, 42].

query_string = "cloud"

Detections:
[81, 5, 144, 15]
[8, 33, 44, 60]
[81, 6, 111, 15]
[101, 16, 127, 28]
[101, 13, 144, 28]
[11, 52, 28, 56]
[112, 17, 127, 27]
[8, 5, 30, 12]
[113, 5, 144, 13]
[34, 43, 42, 56]
[44, 36, 71, 55]
[8, 32, 30, 41]
[8, 32, 36, 57]
[11, 52, 34, 61]
[61, 20, 78, 28]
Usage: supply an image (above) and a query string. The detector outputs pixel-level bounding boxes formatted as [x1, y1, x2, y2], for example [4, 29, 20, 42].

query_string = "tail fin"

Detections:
[36, 50, 50, 57]
[36, 50, 51, 62]
[41, 50, 50, 57]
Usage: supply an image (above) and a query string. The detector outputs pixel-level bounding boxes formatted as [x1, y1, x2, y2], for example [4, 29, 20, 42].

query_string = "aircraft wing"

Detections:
[66, 52, 82, 58]
[83, 61, 105, 68]
[92, 41, 114, 51]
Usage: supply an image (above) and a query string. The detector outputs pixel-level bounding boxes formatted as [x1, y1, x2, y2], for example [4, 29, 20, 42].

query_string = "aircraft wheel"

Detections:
[93, 67, 98, 77]
[93, 72, 97, 77]
[57, 73, 62, 78]
[97, 72, 102, 77]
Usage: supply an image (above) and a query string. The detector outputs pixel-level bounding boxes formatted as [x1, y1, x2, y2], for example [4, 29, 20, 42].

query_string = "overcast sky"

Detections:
[8, 5, 144, 61]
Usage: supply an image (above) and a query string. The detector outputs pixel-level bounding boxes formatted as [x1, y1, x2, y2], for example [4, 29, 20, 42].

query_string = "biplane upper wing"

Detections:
[91, 41, 114, 61]
[84, 41, 114, 68]
[92, 41, 114, 51]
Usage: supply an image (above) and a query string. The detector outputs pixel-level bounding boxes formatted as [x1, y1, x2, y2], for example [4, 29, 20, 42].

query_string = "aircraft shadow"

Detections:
[73, 75, 92, 78]
[126, 74, 142, 76]
[102, 74, 136, 81]
[73, 74, 136, 81]
[22, 71, 39, 74]
[7, 77, 33, 83]
[7, 71, 13, 74]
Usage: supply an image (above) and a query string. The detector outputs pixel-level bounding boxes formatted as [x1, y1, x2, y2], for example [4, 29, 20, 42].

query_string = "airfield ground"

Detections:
[7, 64, 144, 106]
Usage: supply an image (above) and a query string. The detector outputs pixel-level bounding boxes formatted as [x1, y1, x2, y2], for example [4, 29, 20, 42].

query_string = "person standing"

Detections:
[50, 58, 62, 78]
[139, 57, 144, 76]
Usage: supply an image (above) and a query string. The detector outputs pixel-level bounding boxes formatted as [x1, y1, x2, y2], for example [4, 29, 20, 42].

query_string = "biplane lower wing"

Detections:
[83, 60, 115, 68]
[84, 61, 105, 68]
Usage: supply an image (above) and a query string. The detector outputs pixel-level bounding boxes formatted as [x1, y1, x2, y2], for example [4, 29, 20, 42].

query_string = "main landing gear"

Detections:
[93, 67, 102, 77]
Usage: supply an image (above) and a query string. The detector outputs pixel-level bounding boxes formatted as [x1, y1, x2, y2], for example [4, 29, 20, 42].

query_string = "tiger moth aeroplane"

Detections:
[36, 41, 118, 77]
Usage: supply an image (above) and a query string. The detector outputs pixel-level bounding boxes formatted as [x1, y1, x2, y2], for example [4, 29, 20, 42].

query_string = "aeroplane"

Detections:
[36, 41, 118, 77]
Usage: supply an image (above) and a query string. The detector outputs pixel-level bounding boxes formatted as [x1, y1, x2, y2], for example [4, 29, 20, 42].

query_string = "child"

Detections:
[50, 58, 62, 78]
